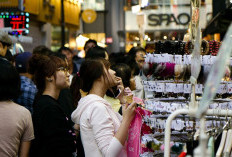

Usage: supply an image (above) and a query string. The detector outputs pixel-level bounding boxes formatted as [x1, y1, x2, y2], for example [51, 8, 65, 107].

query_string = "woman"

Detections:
[29, 54, 76, 157]
[71, 58, 136, 157]
[0, 58, 34, 157]
[105, 63, 136, 113]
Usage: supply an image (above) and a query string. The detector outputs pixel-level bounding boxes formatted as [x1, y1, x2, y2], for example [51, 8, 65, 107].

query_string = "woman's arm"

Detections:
[19, 141, 31, 157]
[114, 102, 136, 145]
[90, 102, 136, 156]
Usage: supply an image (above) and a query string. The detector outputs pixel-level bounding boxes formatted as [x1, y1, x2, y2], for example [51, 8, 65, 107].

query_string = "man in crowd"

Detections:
[14, 52, 37, 113]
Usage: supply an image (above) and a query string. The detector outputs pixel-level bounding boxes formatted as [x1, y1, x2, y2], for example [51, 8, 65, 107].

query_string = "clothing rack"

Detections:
[164, 108, 232, 157]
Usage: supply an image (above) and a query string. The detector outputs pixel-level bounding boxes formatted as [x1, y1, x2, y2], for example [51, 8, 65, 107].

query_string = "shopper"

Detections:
[85, 45, 109, 60]
[0, 31, 13, 60]
[58, 47, 80, 75]
[0, 58, 34, 157]
[71, 58, 136, 157]
[105, 63, 136, 114]
[14, 52, 37, 113]
[127, 46, 146, 99]
[84, 39, 97, 53]
[29, 54, 77, 157]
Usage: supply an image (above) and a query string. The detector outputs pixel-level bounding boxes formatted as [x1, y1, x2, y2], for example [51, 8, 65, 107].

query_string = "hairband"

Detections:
[184, 41, 193, 55]
[209, 40, 219, 56]
[201, 40, 209, 55]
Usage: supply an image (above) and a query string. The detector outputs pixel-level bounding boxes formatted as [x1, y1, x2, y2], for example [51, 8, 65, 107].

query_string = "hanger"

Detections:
[223, 116, 232, 156]
[216, 120, 229, 157]
[223, 117, 232, 156]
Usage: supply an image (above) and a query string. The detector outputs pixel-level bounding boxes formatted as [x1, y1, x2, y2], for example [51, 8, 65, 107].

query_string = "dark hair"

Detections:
[128, 46, 146, 60]
[51, 52, 67, 61]
[84, 39, 97, 51]
[85, 46, 107, 59]
[0, 41, 11, 48]
[0, 58, 21, 101]
[33, 45, 53, 56]
[58, 47, 73, 54]
[109, 52, 126, 65]
[5, 49, 14, 62]
[105, 63, 132, 97]
[124, 55, 140, 76]
[111, 63, 131, 87]
[70, 58, 110, 106]
[29, 54, 67, 98]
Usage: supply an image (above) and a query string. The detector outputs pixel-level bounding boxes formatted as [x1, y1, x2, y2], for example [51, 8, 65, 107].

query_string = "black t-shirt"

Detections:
[31, 95, 76, 157]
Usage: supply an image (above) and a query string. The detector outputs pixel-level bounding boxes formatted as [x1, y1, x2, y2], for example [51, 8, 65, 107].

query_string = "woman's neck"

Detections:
[43, 84, 60, 100]
[89, 81, 107, 98]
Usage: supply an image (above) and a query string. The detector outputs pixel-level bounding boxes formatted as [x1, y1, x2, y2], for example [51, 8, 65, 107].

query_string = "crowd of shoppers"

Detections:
[0, 31, 147, 157]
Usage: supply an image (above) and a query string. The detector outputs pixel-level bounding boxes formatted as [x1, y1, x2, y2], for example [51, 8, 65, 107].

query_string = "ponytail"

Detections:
[70, 73, 83, 107]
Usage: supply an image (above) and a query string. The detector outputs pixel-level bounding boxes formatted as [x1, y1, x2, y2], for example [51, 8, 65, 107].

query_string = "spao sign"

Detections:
[125, 6, 212, 31]
[148, 13, 190, 26]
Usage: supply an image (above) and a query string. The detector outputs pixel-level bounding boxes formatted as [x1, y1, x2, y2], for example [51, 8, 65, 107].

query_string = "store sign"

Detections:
[0, 12, 29, 35]
[125, 6, 212, 31]
[82, 9, 97, 24]
[148, 13, 190, 26]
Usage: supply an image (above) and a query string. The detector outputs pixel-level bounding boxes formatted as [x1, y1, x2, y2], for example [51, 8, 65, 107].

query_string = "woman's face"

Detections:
[104, 67, 118, 88]
[55, 67, 70, 89]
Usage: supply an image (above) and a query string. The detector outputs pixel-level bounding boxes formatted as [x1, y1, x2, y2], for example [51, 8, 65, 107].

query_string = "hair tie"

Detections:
[77, 72, 80, 77]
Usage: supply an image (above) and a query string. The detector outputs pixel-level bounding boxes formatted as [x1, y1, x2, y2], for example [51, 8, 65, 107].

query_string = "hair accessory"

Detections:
[47, 78, 53, 82]
[77, 72, 80, 77]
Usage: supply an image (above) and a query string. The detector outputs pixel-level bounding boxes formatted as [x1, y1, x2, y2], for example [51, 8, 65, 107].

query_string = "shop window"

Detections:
[81, 0, 105, 11]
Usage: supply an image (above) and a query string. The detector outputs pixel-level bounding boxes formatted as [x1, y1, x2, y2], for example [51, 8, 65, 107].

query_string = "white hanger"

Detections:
[216, 130, 227, 157]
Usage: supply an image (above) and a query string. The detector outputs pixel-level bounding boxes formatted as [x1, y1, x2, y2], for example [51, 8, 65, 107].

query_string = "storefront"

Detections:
[125, 0, 212, 52]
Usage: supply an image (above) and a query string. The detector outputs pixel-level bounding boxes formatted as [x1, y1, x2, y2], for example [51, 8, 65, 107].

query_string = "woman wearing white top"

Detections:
[71, 58, 136, 157]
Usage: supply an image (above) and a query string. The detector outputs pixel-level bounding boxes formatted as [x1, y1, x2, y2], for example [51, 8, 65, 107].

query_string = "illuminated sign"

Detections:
[0, 12, 29, 35]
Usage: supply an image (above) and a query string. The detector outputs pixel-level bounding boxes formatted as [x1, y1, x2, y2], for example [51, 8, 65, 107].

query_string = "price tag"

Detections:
[184, 84, 191, 93]
[156, 83, 165, 92]
[195, 84, 203, 94]
[220, 102, 228, 110]
[157, 54, 162, 63]
[143, 85, 148, 91]
[187, 55, 192, 65]
[176, 83, 184, 93]
[153, 54, 159, 63]
[216, 84, 227, 94]
[165, 83, 173, 93]
[211, 56, 217, 64]
[168, 54, 174, 63]
[174, 55, 182, 64]
[160, 54, 166, 63]
[228, 102, 232, 110]
[227, 83, 232, 93]
[162, 53, 169, 62]
[202, 55, 208, 65]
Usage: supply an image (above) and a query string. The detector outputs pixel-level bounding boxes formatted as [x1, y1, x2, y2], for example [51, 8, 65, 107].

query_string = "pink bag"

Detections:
[127, 97, 144, 157]
[127, 109, 142, 157]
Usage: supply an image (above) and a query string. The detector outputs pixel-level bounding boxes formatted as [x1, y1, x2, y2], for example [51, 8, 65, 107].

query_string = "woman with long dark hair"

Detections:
[71, 58, 136, 157]
[29, 54, 76, 157]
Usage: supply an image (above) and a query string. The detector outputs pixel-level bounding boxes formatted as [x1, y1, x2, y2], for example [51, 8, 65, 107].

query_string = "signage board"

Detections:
[0, 12, 29, 35]
[125, 5, 212, 31]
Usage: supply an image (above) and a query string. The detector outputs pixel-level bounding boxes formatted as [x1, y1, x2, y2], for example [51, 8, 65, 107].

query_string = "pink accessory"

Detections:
[77, 72, 80, 77]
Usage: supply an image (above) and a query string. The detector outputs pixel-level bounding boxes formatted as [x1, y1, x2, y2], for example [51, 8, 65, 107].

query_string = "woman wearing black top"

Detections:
[29, 54, 76, 157]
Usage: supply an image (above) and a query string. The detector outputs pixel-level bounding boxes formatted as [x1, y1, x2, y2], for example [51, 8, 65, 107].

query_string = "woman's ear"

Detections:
[46, 76, 53, 82]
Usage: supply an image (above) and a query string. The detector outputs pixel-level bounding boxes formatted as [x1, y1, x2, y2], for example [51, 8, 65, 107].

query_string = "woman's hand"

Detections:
[122, 102, 136, 123]
[115, 77, 125, 103]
